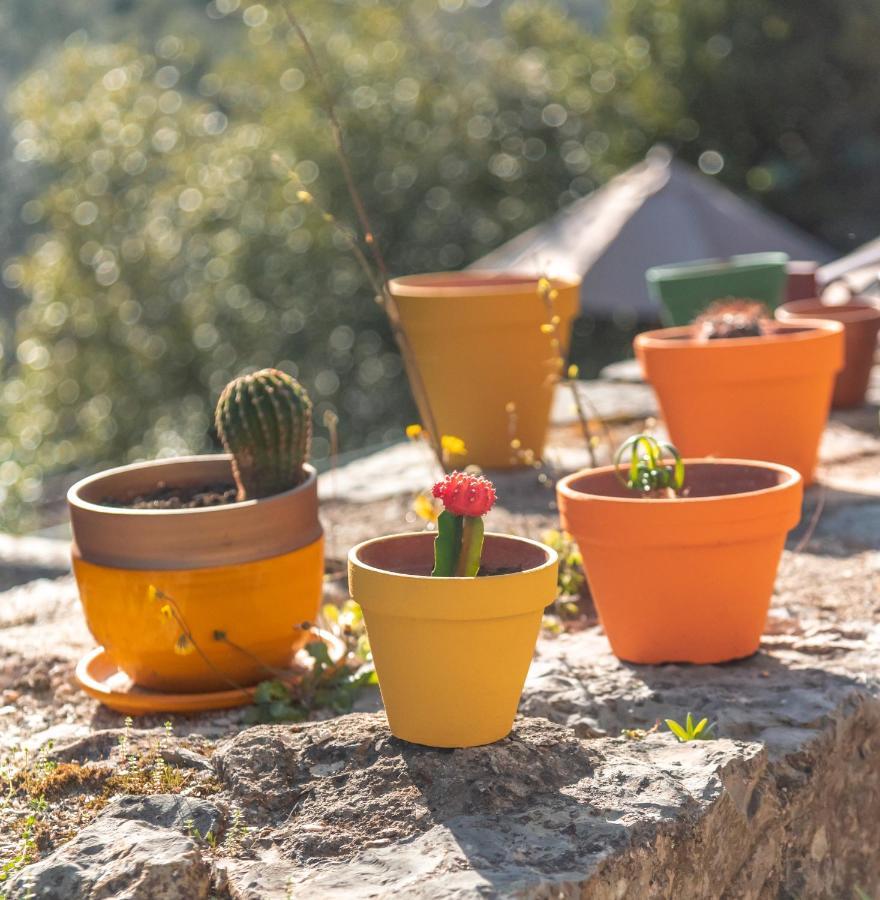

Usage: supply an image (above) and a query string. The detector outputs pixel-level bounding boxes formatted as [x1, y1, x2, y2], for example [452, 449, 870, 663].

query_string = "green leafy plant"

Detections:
[665, 713, 715, 743]
[246, 641, 377, 724]
[430, 472, 497, 577]
[215, 368, 312, 500]
[615, 434, 685, 497]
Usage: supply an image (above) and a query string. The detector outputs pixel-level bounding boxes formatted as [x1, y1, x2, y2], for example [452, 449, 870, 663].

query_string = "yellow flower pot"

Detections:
[348, 532, 558, 747]
[389, 273, 580, 469]
[68, 455, 324, 693]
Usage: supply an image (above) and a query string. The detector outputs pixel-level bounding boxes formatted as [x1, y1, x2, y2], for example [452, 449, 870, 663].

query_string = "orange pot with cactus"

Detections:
[557, 435, 803, 664]
[68, 370, 324, 697]
[635, 301, 844, 484]
[388, 272, 580, 469]
[349, 472, 558, 747]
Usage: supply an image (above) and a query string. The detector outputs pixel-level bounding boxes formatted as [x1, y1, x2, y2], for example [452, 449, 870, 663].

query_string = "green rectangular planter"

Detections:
[646, 252, 790, 326]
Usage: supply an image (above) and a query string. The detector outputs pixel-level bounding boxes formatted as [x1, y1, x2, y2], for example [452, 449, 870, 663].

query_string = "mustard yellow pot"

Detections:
[389, 273, 580, 469]
[68, 455, 323, 694]
[349, 532, 558, 748]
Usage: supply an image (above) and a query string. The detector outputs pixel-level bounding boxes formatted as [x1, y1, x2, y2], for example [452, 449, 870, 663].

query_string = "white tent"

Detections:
[472, 146, 834, 319]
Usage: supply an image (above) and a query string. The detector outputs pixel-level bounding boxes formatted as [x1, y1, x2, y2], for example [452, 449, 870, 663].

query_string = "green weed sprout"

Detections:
[666, 712, 715, 742]
[614, 434, 685, 497]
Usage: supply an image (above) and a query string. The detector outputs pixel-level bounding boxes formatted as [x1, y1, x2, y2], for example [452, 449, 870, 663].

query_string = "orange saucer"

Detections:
[75, 630, 347, 715]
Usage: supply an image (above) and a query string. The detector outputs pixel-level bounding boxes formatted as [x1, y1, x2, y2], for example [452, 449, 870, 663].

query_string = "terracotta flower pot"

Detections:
[635, 320, 844, 484]
[646, 252, 789, 326]
[388, 272, 580, 469]
[348, 532, 557, 747]
[776, 298, 880, 409]
[557, 460, 802, 664]
[785, 261, 819, 302]
[68, 455, 324, 693]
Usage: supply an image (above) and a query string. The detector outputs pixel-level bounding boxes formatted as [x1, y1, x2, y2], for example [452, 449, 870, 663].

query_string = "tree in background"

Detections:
[3, 0, 880, 530]
[1, 0, 655, 530]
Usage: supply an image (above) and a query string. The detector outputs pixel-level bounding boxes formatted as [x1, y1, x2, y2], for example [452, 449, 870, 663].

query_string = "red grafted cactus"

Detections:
[431, 471, 497, 577]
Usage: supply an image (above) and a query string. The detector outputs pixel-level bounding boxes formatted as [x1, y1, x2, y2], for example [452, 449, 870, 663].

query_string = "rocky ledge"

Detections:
[1, 395, 879, 899]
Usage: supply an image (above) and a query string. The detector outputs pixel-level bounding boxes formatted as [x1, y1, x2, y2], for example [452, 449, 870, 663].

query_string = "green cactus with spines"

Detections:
[215, 368, 312, 500]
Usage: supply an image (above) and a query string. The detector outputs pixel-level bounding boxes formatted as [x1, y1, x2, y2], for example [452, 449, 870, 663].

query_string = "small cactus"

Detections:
[694, 299, 770, 340]
[431, 472, 497, 577]
[215, 368, 312, 500]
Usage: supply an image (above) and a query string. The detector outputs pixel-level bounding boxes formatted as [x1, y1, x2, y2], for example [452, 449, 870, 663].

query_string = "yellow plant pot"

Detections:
[68, 456, 324, 693]
[389, 273, 580, 469]
[348, 532, 558, 748]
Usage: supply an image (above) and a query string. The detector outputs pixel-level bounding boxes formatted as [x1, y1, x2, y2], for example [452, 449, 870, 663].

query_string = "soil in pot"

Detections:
[102, 481, 237, 509]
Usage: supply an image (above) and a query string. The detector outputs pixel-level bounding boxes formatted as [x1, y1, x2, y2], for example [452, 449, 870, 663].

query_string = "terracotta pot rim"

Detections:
[557, 459, 801, 506]
[645, 252, 789, 282]
[68, 456, 321, 569]
[68, 455, 317, 517]
[635, 318, 843, 350]
[349, 531, 557, 582]
[776, 298, 880, 325]
[388, 271, 581, 298]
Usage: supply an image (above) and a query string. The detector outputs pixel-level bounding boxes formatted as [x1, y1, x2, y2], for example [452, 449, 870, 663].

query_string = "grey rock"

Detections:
[8, 818, 212, 900]
[103, 794, 224, 840]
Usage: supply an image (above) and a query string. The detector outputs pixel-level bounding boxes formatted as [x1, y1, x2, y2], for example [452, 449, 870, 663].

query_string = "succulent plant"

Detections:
[431, 471, 497, 577]
[215, 368, 312, 500]
[615, 433, 685, 498]
[694, 299, 771, 340]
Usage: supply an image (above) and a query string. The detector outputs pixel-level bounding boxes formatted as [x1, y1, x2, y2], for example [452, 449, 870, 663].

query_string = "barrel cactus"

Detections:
[215, 368, 312, 500]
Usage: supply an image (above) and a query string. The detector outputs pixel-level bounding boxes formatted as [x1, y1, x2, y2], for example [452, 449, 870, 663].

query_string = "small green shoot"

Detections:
[615, 433, 684, 497]
[246, 642, 378, 725]
[665, 713, 715, 743]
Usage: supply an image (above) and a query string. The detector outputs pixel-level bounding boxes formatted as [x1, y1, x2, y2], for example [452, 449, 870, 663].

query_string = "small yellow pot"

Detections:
[389, 273, 580, 468]
[68, 456, 324, 693]
[348, 532, 558, 748]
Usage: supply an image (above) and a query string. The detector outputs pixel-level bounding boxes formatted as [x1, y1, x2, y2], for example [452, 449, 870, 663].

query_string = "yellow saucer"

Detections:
[75, 630, 347, 716]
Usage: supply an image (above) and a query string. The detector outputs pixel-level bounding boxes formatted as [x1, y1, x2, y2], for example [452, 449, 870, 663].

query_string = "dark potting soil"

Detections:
[477, 564, 524, 577]
[102, 482, 238, 510]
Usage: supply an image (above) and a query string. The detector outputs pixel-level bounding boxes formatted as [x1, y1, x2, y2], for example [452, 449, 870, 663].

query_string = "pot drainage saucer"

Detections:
[75, 630, 347, 716]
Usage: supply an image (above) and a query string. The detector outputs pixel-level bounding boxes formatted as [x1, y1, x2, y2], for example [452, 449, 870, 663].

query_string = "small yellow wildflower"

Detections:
[540, 323, 555, 335]
[413, 491, 440, 524]
[440, 434, 467, 457]
[159, 604, 173, 621]
[567, 364, 579, 379]
[405, 423, 423, 440]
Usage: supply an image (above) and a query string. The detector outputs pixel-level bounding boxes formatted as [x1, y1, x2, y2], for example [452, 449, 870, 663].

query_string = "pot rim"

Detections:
[67, 454, 317, 517]
[348, 531, 557, 581]
[387, 270, 581, 298]
[645, 251, 789, 282]
[635, 317, 843, 350]
[557, 458, 801, 506]
[776, 297, 880, 325]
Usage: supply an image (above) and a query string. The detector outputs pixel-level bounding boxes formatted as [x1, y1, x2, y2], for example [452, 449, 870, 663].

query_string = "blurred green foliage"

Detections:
[2, 0, 880, 530]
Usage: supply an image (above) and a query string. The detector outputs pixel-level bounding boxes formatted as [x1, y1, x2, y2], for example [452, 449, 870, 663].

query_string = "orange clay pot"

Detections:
[557, 460, 803, 664]
[635, 320, 843, 484]
[389, 272, 580, 469]
[68, 456, 323, 693]
[348, 532, 558, 747]
[776, 298, 880, 409]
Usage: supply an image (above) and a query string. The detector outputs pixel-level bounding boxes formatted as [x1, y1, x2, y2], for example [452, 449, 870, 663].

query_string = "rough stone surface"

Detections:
[7, 818, 212, 900]
[2, 389, 879, 898]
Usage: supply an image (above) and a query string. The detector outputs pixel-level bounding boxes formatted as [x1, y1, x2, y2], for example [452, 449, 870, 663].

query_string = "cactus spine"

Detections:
[215, 368, 312, 500]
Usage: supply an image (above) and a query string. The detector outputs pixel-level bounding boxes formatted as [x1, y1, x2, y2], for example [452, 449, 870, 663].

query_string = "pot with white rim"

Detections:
[68, 454, 324, 693]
